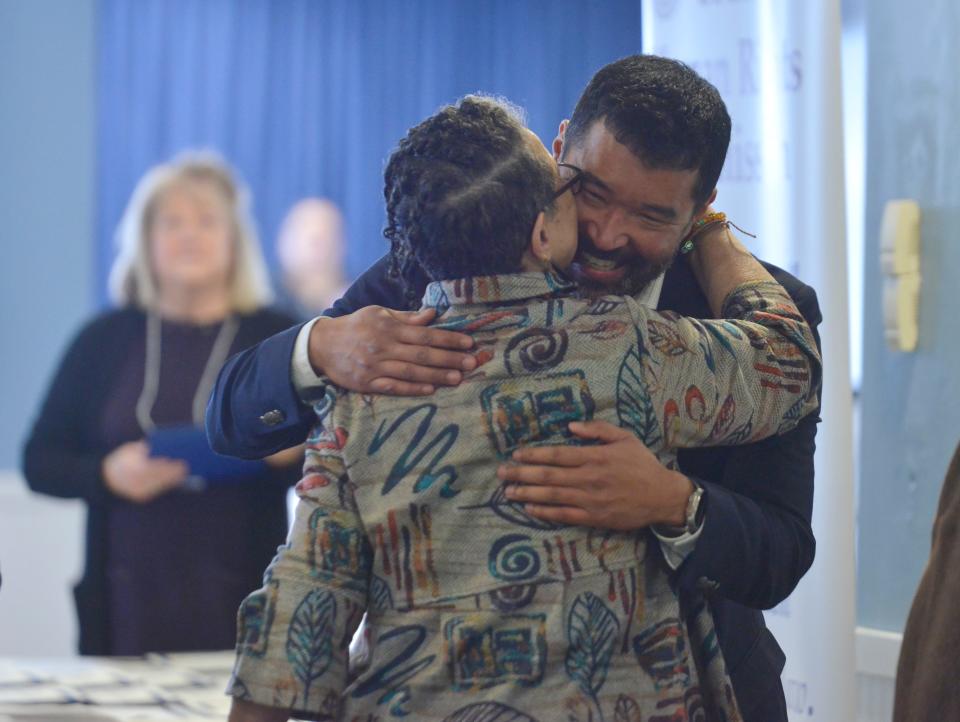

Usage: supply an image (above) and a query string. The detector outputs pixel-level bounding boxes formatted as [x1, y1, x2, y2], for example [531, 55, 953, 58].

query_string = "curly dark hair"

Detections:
[565, 55, 731, 207]
[383, 95, 557, 306]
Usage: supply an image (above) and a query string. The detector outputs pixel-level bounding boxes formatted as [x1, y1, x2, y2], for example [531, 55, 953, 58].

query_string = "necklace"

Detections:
[135, 311, 240, 433]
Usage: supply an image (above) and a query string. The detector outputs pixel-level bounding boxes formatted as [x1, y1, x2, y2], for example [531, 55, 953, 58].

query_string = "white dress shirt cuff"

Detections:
[291, 317, 326, 398]
[652, 522, 704, 571]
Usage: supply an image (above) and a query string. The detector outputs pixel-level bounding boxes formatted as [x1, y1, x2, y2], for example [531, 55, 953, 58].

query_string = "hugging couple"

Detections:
[217, 54, 822, 722]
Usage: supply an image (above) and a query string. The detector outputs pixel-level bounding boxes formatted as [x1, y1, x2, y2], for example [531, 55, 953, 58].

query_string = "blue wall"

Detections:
[857, 0, 960, 631]
[0, 0, 96, 470]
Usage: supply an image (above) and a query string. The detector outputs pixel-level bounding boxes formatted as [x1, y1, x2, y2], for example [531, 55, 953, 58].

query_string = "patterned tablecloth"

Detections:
[0, 651, 270, 721]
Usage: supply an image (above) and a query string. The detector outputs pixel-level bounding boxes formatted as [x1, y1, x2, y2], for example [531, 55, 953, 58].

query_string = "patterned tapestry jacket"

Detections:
[228, 271, 822, 722]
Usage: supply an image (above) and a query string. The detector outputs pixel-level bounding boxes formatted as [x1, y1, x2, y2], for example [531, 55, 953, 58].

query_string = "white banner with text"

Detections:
[643, 1, 857, 720]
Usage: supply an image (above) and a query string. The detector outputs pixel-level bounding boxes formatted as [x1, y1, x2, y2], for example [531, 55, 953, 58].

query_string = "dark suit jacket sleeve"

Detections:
[676, 283, 822, 609]
[206, 255, 408, 458]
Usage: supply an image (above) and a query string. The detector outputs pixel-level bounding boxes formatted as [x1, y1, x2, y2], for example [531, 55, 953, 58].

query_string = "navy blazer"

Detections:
[206, 253, 821, 722]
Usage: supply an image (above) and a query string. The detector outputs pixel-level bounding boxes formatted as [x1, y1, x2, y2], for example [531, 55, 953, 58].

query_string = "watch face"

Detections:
[686, 486, 705, 533]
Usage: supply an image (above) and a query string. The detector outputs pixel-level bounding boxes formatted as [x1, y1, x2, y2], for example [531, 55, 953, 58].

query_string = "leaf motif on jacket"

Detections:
[585, 297, 625, 316]
[370, 574, 394, 611]
[579, 318, 630, 340]
[708, 395, 736, 441]
[720, 418, 754, 446]
[286, 588, 336, 705]
[647, 319, 689, 356]
[613, 694, 642, 722]
[443, 701, 537, 722]
[616, 343, 662, 447]
[776, 395, 809, 434]
[684, 385, 707, 423]
[565, 591, 621, 701]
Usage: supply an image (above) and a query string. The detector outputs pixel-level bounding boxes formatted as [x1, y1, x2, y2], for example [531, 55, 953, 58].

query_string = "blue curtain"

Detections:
[96, 0, 643, 302]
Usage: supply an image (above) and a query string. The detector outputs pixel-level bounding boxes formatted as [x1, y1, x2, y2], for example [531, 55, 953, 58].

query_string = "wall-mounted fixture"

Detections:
[880, 199, 921, 352]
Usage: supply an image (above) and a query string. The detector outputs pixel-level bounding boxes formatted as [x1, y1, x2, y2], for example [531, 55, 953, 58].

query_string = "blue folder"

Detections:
[148, 425, 267, 490]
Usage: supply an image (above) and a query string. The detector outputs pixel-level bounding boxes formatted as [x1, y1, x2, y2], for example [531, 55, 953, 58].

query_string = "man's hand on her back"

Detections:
[308, 306, 476, 396]
[498, 420, 694, 530]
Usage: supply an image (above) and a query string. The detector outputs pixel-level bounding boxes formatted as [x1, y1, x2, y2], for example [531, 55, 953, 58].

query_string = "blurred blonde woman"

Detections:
[23, 152, 300, 655]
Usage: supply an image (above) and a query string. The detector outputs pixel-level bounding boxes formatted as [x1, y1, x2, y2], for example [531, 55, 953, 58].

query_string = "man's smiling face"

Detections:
[556, 120, 708, 297]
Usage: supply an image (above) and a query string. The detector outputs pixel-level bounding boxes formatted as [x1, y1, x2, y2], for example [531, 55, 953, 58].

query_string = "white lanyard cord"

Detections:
[135, 311, 240, 433]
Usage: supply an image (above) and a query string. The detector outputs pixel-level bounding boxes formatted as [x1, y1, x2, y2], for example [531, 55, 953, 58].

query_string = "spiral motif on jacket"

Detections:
[504, 328, 568, 375]
[488, 534, 541, 583]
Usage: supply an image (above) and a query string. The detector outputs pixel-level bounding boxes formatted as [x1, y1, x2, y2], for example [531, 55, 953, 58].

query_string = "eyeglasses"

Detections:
[551, 162, 585, 200]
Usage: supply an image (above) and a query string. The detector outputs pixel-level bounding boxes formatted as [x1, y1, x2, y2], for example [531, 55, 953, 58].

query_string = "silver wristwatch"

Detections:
[684, 482, 706, 534]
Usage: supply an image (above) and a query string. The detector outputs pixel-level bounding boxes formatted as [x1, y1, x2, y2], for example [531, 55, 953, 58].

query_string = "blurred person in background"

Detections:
[275, 197, 349, 318]
[22, 152, 300, 656]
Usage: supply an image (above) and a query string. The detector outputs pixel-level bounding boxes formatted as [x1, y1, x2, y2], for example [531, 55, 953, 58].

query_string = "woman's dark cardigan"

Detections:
[22, 306, 300, 654]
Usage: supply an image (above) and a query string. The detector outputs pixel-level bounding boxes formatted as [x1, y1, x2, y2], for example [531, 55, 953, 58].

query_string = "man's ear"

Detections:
[692, 188, 720, 222]
[528, 211, 551, 264]
[705, 187, 718, 209]
[552, 120, 569, 161]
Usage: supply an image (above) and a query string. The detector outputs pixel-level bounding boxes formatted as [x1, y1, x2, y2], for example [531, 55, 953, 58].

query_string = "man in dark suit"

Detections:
[207, 55, 820, 722]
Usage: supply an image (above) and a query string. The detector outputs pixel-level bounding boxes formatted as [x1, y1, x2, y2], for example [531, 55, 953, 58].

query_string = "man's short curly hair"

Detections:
[565, 55, 731, 207]
[383, 95, 556, 304]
